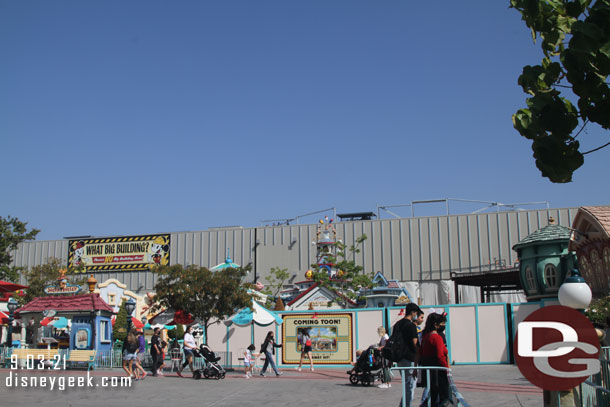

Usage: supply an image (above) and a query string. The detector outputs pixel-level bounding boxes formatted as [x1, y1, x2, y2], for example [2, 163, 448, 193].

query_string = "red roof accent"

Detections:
[287, 283, 319, 306]
[286, 283, 357, 307]
[387, 281, 400, 288]
[16, 293, 114, 315]
[0, 310, 9, 324]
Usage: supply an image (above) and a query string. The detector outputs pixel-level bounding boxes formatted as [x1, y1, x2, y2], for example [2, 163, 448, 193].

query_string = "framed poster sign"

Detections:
[282, 313, 352, 365]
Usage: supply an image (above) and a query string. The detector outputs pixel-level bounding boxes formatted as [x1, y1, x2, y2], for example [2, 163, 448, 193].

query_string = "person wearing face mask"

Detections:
[393, 303, 422, 406]
[419, 313, 450, 407]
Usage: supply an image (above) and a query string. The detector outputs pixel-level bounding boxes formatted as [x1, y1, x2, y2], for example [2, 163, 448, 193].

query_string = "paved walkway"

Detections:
[1, 365, 541, 406]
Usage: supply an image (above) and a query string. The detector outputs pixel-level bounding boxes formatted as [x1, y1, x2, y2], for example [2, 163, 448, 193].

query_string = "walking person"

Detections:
[150, 327, 163, 377]
[259, 331, 283, 377]
[134, 330, 147, 379]
[157, 340, 168, 375]
[419, 313, 450, 407]
[122, 328, 140, 379]
[376, 326, 391, 388]
[296, 328, 314, 372]
[177, 325, 197, 378]
[244, 344, 255, 378]
[394, 303, 422, 407]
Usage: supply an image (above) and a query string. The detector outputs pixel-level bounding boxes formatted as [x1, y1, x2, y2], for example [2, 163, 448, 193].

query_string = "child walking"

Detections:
[157, 340, 167, 376]
[244, 344, 255, 378]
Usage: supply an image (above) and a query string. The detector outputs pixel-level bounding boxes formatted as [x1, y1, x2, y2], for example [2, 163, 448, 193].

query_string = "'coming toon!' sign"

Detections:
[68, 234, 170, 272]
[282, 314, 352, 365]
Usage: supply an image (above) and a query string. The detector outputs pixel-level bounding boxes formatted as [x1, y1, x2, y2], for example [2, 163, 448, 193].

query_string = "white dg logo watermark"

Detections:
[518, 321, 600, 378]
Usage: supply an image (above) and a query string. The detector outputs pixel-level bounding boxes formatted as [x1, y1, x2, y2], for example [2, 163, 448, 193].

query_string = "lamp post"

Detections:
[558, 268, 592, 311]
[6, 297, 18, 348]
[549, 268, 593, 407]
[125, 299, 136, 333]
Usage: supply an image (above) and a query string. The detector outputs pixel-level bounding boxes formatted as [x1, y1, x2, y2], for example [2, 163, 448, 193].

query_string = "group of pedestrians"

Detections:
[121, 328, 150, 380]
[121, 324, 202, 379]
[122, 326, 169, 379]
[243, 331, 284, 378]
[382, 303, 450, 407]
[120, 306, 451, 407]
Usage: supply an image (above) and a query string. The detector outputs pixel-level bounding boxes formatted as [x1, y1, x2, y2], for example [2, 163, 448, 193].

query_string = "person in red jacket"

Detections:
[420, 313, 450, 406]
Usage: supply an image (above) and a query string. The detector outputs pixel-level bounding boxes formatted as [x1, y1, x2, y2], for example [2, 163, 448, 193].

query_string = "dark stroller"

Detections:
[348, 346, 384, 386]
[193, 345, 226, 380]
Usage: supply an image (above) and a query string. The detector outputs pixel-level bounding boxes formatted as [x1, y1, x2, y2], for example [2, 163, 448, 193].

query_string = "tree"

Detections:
[153, 264, 252, 342]
[167, 323, 184, 341]
[585, 295, 610, 325]
[510, 0, 610, 183]
[113, 299, 128, 343]
[262, 266, 290, 309]
[18, 258, 86, 305]
[0, 216, 39, 282]
[309, 234, 374, 308]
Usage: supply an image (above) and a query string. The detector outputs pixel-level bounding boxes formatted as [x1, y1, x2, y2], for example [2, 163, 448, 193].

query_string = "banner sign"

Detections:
[282, 313, 352, 365]
[44, 284, 81, 295]
[68, 234, 170, 272]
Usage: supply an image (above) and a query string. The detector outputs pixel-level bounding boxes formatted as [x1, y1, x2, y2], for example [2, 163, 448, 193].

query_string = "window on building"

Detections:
[591, 250, 607, 290]
[603, 247, 610, 271]
[108, 294, 116, 305]
[525, 266, 536, 291]
[544, 264, 558, 288]
[100, 320, 110, 342]
[580, 256, 592, 283]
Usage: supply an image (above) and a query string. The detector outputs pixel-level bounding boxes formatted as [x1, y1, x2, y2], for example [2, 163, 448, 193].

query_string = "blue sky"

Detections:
[1, 1, 608, 241]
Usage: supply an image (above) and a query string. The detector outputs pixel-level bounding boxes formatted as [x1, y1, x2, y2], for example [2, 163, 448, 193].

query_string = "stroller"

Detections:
[193, 344, 226, 380]
[348, 346, 384, 386]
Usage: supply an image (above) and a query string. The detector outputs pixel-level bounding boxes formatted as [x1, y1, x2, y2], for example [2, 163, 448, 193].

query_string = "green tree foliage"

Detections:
[0, 216, 39, 282]
[309, 234, 374, 308]
[113, 299, 128, 343]
[167, 323, 184, 341]
[17, 258, 86, 305]
[263, 266, 290, 308]
[585, 295, 610, 325]
[153, 264, 252, 341]
[510, 0, 610, 183]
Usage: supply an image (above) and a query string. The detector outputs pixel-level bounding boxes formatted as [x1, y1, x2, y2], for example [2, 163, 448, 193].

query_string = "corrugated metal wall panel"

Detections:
[9, 208, 582, 292]
[400, 219, 411, 281]
[439, 217, 450, 279]
[371, 221, 382, 273]
[448, 216, 461, 271]
[428, 217, 440, 280]
[489, 214, 500, 265]
[389, 220, 400, 280]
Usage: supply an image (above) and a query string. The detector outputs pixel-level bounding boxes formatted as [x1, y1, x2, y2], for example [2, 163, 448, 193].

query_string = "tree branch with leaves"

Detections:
[0, 216, 39, 282]
[309, 234, 374, 308]
[262, 266, 290, 308]
[17, 258, 86, 305]
[510, 0, 610, 183]
[152, 264, 253, 342]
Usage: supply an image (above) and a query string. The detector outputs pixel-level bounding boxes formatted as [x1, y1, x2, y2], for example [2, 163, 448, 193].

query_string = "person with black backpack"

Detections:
[384, 303, 421, 406]
[259, 331, 283, 377]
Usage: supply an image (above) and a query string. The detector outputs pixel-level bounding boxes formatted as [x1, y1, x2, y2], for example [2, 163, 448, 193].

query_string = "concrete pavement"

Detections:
[1, 364, 542, 406]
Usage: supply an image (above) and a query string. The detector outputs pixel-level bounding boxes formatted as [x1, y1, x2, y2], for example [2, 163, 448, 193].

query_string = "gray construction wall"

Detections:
[10, 207, 577, 295]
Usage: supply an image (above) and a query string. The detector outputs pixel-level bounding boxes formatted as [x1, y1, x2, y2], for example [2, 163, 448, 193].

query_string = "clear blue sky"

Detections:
[1, 1, 608, 241]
